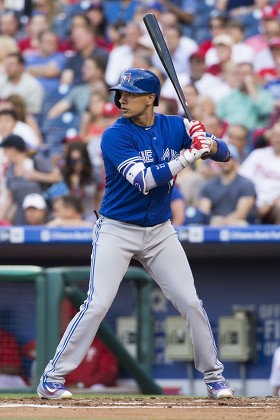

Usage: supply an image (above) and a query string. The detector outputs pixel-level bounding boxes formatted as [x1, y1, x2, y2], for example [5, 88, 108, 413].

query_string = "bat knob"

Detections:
[201, 152, 210, 160]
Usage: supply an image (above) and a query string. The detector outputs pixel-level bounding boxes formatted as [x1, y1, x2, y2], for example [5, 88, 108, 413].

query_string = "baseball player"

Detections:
[37, 68, 234, 400]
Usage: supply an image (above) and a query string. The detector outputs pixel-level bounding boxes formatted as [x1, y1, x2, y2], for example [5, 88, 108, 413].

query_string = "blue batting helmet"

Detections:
[109, 68, 161, 108]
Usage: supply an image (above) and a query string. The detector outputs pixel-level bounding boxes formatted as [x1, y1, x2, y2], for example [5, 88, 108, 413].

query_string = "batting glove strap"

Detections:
[181, 148, 207, 165]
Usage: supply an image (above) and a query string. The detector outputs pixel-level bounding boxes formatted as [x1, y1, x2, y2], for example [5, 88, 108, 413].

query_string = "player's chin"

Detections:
[121, 108, 131, 117]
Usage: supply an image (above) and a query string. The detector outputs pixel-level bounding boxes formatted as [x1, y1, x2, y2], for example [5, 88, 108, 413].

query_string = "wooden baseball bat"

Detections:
[143, 13, 192, 121]
[143, 13, 210, 159]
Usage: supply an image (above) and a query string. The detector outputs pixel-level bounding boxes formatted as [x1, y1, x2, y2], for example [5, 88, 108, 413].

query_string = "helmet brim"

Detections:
[109, 85, 148, 94]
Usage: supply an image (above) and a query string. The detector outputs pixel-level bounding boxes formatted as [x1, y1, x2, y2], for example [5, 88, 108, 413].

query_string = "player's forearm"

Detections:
[124, 157, 187, 194]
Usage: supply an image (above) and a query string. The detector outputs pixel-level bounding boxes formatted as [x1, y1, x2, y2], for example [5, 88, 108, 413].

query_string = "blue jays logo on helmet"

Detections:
[109, 67, 161, 108]
[121, 73, 132, 84]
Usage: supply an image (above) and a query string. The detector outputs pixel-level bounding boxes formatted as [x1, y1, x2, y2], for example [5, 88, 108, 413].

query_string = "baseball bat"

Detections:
[143, 13, 192, 121]
[143, 13, 210, 159]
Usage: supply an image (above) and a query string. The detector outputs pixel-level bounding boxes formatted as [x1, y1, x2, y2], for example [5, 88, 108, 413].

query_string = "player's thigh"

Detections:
[90, 225, 133, 304]
[142, 233, 197, 303]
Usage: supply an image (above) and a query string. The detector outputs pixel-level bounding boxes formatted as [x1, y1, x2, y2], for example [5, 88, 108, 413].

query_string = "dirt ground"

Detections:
[0, 396, 280, 420]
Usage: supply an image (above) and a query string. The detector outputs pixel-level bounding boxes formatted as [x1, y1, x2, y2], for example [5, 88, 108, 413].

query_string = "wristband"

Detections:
[211, 138, 230, 162]
[150, 162, 173, 186]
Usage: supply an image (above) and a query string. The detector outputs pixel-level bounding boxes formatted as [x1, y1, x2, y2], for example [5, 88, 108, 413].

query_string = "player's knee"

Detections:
[92, 301, 110, 318]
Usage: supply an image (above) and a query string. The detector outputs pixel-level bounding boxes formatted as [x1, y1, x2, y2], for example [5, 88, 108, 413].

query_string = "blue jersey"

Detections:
[100, 113, 191, 226]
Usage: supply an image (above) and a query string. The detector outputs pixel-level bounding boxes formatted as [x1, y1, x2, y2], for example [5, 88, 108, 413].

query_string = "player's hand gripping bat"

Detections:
[143, 13, 210, 159]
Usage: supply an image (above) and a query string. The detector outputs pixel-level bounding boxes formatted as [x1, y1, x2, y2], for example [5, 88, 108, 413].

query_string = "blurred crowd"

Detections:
[1, 0, 280, 227]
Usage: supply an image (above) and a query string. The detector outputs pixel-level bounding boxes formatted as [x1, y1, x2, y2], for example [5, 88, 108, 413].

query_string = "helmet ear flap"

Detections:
[114, 91, 121, 109]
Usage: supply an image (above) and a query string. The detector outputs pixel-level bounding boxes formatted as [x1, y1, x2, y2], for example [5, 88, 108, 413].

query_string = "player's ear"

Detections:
[147, 93, 156, 106]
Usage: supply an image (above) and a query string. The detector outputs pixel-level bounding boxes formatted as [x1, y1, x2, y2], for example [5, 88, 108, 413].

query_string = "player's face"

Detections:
[118, 91, 155, 118]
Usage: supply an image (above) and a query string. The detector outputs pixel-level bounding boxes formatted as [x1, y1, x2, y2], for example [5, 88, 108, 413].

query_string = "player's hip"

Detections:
[97, 215, 176, 246]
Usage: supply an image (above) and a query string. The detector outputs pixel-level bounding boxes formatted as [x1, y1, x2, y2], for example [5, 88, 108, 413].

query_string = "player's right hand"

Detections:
[184, 119, 206, 139]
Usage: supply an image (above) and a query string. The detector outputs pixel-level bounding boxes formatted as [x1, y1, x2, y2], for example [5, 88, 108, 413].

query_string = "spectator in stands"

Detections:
[0, 52, 44, 116]
[204, 114, 228, 139]
[245, 4, 280, 53]
[152, 23, 198, 77]
[31, 0, 58, 26]
[4, 94, 43, 144]
[107, 20, 127, 50]
[269, 345, 280, 397]
[18, 12, 50, 58]
[22, 193, 49, 225]
[79, 91, 109, 142]
[207, 34, 234, 77]
[69, 12, 92, 34]
[192, 95, 217, 121]
[48, 55, 107, 120]
[0, 35, 19, 75]
[214, 0, 254, 18]
[0, 134, 61, 224]
[161, 47, 231, 109]
[226, 19, 255, 63]
[0, 108, 41, 150]
[65, 335, 119, 390]
[105, 21, 143, 87]
[158, 0, 197, 31]
[0, 9, 21, 39]
[46, 194, 93, 227]
[255, 36, 280, 82]
[207, 21, 255, 71]
[85, 3, 111, 52]
[199, 12, 229, 59]
[225, 123, 250, 162]
[54, 12, 90, 54]
[103, 0, 139, 25]
[60, 24, 108, 88]
[181, 84, 198, 117]
[156, 96, 179, 116]
[24, 30, 66, 114]
[176, 164, 206, 209]
[196, 144, 257, 226]
[0, 328, 27, 388]
[239, 121, 280, 224]
[61, 141, 104, 221]
[132, 48, 153, 71]
[217, 61, 275, 130]
[80, 99, 120, 184]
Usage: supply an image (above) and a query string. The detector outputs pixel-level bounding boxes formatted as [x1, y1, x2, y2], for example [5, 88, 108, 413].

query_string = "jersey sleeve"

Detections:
[101, 126, 144, 171]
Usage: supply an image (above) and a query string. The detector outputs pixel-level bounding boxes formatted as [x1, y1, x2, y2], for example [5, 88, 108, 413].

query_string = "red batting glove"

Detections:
[190, 134, 212, 151]
[184, 119, 206, 140]
[182, 134, 211, 165]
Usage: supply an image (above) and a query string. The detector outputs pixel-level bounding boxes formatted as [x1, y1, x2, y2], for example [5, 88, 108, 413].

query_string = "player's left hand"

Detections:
[184, 119, 206, 139]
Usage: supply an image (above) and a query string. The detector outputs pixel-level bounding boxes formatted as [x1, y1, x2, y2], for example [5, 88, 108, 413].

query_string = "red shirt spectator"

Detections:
[0, 329, 21, 373]
[65, 336, 119, 388]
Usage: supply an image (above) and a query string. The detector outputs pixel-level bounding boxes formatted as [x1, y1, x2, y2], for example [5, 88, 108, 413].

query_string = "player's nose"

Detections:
[119, 92, 128, 103]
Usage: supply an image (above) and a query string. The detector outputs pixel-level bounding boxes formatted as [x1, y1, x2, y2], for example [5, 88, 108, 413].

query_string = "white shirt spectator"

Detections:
[12, 120, 41, 150]
[161, 71, 231, 113]
[239, 146, 280, 208]
[105, 45, 134, 87]
[152, 35, 198, 77]
[0, 72, 44, 115]
[206, 42, 255, 67]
